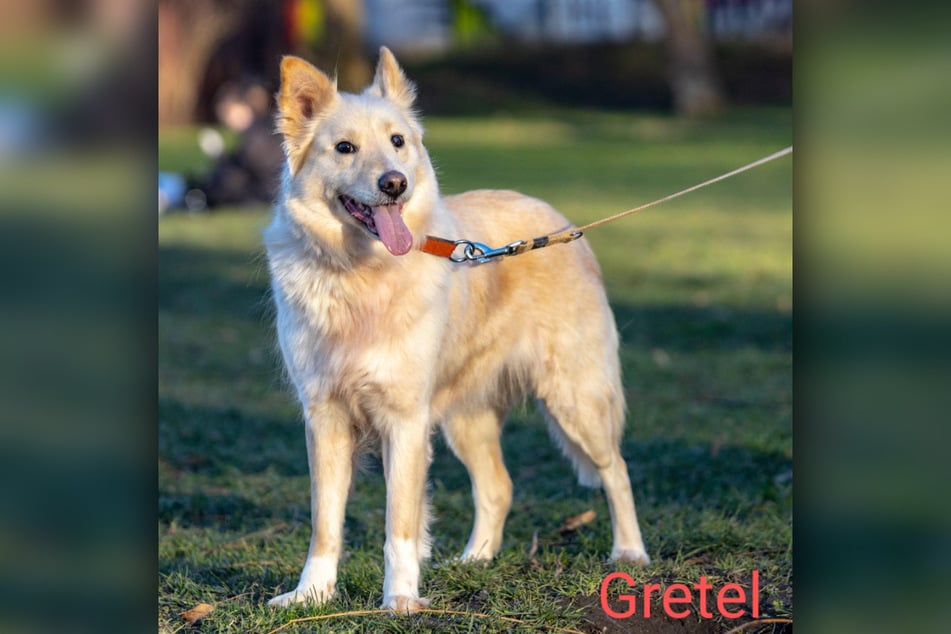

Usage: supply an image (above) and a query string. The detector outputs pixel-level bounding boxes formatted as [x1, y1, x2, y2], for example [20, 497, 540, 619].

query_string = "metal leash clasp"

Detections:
[449, 239, 525, 263]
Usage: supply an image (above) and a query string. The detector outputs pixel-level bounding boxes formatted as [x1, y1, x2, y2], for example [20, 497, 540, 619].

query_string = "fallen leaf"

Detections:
[182, 602, 214, 624]
[560, 509, 596, 532]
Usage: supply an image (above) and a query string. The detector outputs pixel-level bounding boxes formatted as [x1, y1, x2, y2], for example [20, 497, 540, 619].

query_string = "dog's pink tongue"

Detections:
[372, 203, 413, 256]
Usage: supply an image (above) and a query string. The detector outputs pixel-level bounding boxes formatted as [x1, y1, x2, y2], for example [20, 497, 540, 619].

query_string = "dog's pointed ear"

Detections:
[366, 46, 416, 109]
[277, 56, 336, 171]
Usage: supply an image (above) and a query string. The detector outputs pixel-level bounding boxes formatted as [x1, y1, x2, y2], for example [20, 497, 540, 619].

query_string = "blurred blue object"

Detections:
[0, 98, 44, 157]
[158, 172, 186, 214]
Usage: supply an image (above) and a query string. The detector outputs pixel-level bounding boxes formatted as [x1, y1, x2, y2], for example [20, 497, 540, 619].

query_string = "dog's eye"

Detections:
[335, 141, 356, 154]
[390, 134, 404, 148]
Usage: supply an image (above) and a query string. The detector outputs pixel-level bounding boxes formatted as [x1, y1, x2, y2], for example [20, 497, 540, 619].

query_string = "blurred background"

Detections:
[157, 0, 791, 211]
[1, 2, 156, 633]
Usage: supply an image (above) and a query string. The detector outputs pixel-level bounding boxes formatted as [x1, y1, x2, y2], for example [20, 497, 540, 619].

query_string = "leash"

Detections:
[420, 146, 792, 263]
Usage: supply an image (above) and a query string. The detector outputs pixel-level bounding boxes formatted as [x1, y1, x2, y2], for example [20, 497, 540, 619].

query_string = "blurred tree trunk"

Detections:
[158, 0, 247, 125]
[652, 0, 726, 117]
[323, 0, 371, 91]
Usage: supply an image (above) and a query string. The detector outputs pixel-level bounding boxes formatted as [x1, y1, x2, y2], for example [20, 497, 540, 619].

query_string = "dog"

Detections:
[264, 47, 649, 612]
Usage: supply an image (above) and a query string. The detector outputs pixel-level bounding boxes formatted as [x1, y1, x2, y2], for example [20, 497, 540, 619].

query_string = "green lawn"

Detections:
[159, 108, 792, 633]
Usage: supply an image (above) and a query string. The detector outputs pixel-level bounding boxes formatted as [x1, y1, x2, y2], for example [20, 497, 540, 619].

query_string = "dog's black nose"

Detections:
[378, 170, 407, 198]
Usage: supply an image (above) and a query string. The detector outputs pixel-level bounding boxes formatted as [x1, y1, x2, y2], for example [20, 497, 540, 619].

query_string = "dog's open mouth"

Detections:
[339, 195, 413, 256]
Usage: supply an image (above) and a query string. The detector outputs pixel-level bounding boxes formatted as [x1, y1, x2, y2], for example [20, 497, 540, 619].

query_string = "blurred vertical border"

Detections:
[0, 0, 156, 632]
[798, 0, 951, 632]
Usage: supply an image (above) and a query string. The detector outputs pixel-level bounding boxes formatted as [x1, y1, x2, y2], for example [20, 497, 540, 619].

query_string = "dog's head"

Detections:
[276, 48, 431, 257]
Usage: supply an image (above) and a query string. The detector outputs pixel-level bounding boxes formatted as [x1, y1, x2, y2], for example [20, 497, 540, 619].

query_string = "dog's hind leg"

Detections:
[536, 365, 650, 566]
[442, 407, 513, 561]
[269, 400, 353, 607]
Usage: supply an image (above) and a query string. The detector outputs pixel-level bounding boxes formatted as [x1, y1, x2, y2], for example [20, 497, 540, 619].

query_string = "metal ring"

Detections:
[464, 243, 487, 260]
[448, 240, 473, 262]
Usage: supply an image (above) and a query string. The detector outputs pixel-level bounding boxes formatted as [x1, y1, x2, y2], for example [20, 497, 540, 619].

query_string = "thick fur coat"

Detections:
[265, 48, 649, 612]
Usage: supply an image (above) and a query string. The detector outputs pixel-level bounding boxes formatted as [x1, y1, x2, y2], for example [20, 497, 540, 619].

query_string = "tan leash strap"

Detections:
[421, 146, 793, 263]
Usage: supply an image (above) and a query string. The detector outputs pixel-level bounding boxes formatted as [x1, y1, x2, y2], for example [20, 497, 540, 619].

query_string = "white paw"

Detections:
[610, 548, 651, 566]
[458, 537, 497, 562]
[381, 595, 430, 614]
[456, 550, 492, 564]
[268, 582, 335, 607]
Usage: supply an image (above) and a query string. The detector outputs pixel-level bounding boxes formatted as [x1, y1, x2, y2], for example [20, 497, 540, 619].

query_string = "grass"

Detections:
[159, 107, 791, 632]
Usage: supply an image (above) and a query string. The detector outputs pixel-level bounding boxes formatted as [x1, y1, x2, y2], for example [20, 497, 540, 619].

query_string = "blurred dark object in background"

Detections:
[652, 0, 726, 117]
[402, 40, 790, 115]
[159, 0, 256, 126]
[200, 82, 283, 208]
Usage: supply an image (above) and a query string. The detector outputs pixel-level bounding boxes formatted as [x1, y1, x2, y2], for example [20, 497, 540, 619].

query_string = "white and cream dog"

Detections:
[264, 47, 649, 612]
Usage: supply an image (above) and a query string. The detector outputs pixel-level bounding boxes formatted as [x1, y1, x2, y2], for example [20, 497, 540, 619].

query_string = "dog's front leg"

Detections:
[269, 401, 353, 607]
[380, 414, 432, 613]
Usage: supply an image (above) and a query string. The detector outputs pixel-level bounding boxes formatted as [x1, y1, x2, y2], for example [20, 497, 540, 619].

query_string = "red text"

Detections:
[600, 570, 760, 620]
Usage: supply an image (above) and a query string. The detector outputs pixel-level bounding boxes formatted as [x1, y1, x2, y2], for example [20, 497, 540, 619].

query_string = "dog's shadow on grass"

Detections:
[159, 244, 271, 319]
[159, 395, 790, 534]
[411, 394, 790, 560]
[159, 397, 309, 531]
[611, 301, 791, 353]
